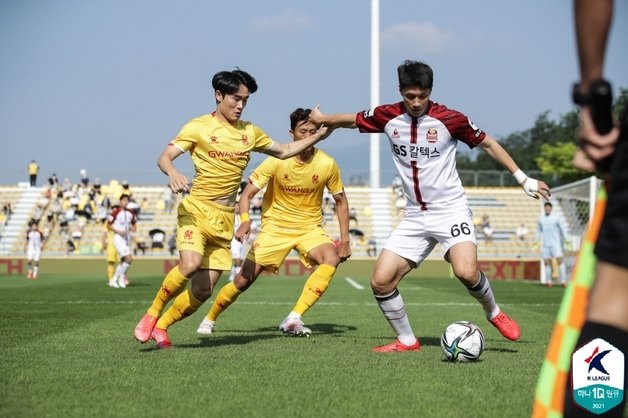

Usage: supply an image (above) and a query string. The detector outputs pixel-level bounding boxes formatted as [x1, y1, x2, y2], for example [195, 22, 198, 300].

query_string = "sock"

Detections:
[465, 271, 500, 320]
[156, 289, 203, 330]
[147, 266, 189, 317]
[33, 265, 39, 277]
[544, 264, 552, 285]
[291, 264, 336, 316]
[563, 321, 628, 417]
[551, 258, 559, 279]
[207, 281, 242, 321]
[559, 263, 567, 284]
[374, 288, 416, 346]
[107, 262, 115, 280]
[118, 261, 130, 277]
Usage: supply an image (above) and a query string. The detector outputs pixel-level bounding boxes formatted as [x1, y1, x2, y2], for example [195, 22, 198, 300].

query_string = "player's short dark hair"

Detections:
[119, 194, 131, 201]
[544, 202, 553, 208]
[212, 68, 258, 96]
[289, 108, 311, 130]
[398, 60, 433, 90]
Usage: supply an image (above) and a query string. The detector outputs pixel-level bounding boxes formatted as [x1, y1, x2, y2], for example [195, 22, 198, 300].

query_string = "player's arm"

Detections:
[157, 145, 190, 194]
[332, 190, 352, 262]
[478, 135, 551, 200]
[572, 0, 620, 171]
[309, 107, 357, 129]
[264, 125, 332, 160]
[235, 182, 261, 243]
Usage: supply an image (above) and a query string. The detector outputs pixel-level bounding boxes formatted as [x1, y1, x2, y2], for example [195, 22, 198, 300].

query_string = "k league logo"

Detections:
[571, 338, 625, 414]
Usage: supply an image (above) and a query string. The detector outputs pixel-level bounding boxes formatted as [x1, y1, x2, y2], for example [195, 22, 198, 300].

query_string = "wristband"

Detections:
[512, 169, 527, 184]
[240, 212, 250, 223]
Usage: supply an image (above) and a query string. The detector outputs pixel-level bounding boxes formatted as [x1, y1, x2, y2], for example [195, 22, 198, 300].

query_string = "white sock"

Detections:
[544, 265, 552, 284]
[114, 262, 130, 279]
[559, 263, 567, 284]
[33, 266, 39, 276]
[465, 271, 500, 320]
[374, 289, 416, 346]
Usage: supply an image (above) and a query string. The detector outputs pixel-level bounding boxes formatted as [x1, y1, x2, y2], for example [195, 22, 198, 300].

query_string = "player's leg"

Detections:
[152, 268, 222, 349]
[371, 249, 418, 351]
[114, 254, 133, 288]
[31, 250, 40, 279]
[198, 259, 265, 334]
[557, 256, 567, 286]
[281, 234, 340, 333]
[448, 241, 521, 341]
[133, 249, 202, 343]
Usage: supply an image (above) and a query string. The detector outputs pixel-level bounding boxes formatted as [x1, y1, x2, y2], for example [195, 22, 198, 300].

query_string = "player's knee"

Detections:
[370, 276, 395, 295]
[178, 259, 201, 276]
[452, 266, 477, 285]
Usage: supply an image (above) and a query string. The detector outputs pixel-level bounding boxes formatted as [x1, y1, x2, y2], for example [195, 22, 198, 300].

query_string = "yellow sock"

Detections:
[107, 262, 115, 280]
[207, 282, 243, 321]
[147, 266, 189, 317]
[292, 264, 336, 316]
[156, 289, 203, 330]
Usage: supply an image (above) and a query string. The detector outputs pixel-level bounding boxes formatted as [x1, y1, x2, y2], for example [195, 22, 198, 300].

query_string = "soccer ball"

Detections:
[440, 321, 485, 362]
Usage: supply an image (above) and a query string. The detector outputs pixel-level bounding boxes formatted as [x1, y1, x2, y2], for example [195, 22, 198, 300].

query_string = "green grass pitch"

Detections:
[0, 271, 564, 418]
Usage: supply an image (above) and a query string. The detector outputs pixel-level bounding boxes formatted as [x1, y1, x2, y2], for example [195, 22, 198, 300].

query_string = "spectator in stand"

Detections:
[62, 177, 72, 192]
[167, 231, 177, 256]
[66, 239, 76, 256]
[481, 214, 494, 245]
[28, 160, 39, 187]
[47, 173, 59, 188]
[250, 193, 263, 215]
[349, 207, 359, 227]
[367, 238, 378, 257]
[79, 169, 89, 187]
[3, 202, 13, 220]
[121, 180, 132, 197]
[162, 186, 174, 213]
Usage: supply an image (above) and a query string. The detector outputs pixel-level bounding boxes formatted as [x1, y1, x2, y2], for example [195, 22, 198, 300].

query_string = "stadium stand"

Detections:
[2, 183, 552, 260]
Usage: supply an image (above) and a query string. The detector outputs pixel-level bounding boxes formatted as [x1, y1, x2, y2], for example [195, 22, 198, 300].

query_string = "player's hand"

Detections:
[316, 125, 333, 141]
[168, 169, 190, 194]
[235, 222, 250, 243]
[309, 105, 324, 128]
[337, 240, 351, 262]
[520, 177, 551, 201]
[575, 107, 620, 168]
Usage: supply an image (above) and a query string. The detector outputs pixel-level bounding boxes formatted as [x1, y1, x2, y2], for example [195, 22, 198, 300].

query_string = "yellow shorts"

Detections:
[106, 240, 117, 263]
[177, 196, 235, 270]
[247, 225, 334, 273]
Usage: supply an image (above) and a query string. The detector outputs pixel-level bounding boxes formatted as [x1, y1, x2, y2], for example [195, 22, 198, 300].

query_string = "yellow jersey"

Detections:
[250, 148, 344, 229]
[170, 113, 274, 201]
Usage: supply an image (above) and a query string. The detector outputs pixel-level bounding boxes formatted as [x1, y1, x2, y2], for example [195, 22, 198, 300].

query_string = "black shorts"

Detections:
[594, 107, 628, 268]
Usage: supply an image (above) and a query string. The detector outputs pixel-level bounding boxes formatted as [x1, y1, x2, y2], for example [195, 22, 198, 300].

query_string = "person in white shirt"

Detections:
[310, 60, 551, 352]
[25, 222, 44, 279]
[106, 194, 137, 288]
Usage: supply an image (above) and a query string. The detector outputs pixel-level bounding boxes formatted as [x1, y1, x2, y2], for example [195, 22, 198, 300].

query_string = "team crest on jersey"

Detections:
[363, 109, 375, 118]
[210, 136, 219, 144]
[311, 174, 319, 184]
[426, 128, 438, 143]
[241, 135, 249, 145]
[392, 129, 400, 138]
[184, 230, 193, 240]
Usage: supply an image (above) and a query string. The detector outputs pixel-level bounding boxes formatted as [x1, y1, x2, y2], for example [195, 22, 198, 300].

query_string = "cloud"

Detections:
[382, 22, 454, 54]
[251, 9, 315, 31]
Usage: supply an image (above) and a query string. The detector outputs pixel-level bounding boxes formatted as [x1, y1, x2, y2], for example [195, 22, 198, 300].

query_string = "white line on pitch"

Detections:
[345, 277, 365, 290]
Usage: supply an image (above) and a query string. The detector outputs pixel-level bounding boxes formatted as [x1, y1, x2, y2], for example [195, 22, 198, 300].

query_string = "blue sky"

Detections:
[2, 0, 627, 188]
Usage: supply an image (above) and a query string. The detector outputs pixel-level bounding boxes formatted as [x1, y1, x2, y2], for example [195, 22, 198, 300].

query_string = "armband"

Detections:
[240, 212, 250, 223]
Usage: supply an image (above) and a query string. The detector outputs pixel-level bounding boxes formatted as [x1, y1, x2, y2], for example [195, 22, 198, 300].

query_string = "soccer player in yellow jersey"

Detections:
[133, 69, 332, 349]
[102, 224, 117, 281]
[197, 107, 351, 336]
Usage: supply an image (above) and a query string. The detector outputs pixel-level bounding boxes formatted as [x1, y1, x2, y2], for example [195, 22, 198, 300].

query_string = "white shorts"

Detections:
[27, 247, 41, 262]
[384, 204, 477, 265]
[542, 244, 564, 259]
[113, 234, 132, 258]
[231, 238, 243, 259]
